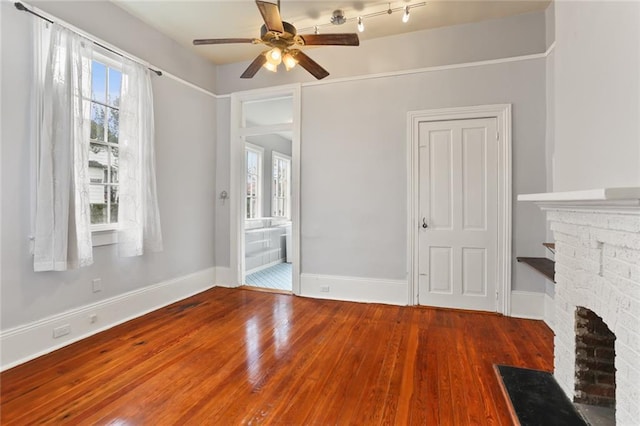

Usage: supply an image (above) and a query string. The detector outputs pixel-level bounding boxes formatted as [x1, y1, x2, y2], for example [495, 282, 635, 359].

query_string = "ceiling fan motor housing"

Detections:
[260, 21, 297, 47]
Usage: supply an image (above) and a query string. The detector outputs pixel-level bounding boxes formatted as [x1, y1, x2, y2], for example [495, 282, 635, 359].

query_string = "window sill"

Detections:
[92, 229, 118, 247]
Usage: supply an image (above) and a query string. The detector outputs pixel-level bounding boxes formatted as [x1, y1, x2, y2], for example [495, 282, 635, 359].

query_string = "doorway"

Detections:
[407, 105, 512, 314]
[230, 85, 301, 294]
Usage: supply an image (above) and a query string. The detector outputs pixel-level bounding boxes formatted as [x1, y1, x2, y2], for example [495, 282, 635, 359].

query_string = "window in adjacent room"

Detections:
[89, 52, 122, 230]
[272, 152, 291, 219]
[245, 143, 264, 219]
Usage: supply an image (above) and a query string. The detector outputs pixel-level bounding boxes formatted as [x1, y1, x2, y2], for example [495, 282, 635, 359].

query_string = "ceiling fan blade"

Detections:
[299, 33, 360, 46]
[241, 54, 267, 79]
[256, 0, 285, 34]
[193, 38, 257, 45]
[294, 51, 329, 80]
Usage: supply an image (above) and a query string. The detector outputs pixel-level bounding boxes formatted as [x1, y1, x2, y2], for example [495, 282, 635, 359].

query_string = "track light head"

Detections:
[402, 5, 410, 23]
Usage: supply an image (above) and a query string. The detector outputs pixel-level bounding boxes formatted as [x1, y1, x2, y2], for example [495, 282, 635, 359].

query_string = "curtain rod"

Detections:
[14, 2, 163, 76]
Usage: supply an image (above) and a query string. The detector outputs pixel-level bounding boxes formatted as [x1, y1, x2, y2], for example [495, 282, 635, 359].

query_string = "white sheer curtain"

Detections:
[118, 59, 163, 257]
[33, 23, 93, 271]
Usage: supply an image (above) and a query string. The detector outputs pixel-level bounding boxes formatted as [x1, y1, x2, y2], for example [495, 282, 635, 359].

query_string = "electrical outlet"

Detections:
[53, 324, 71, 338]
[320, 285, 330, 293]
[89, 314, 98, 324]
[92, 278, 102, 293]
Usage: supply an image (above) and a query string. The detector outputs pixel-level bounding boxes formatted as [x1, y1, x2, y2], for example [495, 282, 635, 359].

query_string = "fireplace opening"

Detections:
[574, 306, 616, 408]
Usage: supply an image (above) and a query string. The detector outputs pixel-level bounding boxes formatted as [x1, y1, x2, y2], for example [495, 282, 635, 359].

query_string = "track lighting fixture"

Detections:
[298, 2, 425, 35]
[402, 6, 410, 23]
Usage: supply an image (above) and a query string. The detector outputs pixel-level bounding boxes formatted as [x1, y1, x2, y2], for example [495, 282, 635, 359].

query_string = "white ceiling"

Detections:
[112, 0, 550, 65]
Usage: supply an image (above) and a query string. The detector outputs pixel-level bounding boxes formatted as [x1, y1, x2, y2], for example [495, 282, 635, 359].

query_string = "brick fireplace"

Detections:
[519, 188, 640, 425]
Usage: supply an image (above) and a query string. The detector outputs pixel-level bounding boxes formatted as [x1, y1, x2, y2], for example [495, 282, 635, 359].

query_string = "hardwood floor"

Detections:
[0, 287, 554, 425]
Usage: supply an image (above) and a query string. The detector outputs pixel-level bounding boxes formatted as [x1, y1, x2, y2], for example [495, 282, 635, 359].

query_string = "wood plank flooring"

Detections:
[0, 287, 554, 425]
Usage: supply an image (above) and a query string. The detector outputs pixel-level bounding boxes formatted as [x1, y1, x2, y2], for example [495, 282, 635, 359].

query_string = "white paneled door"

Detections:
[418, 118, 498, 312]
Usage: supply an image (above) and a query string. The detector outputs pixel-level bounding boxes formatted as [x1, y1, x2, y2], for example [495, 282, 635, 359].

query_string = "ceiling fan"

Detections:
[193, 0, 360, 80]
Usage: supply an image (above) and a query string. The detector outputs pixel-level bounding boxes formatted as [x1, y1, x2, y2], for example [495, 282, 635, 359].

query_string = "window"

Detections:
[245, 144, 264, 219]
[272, 152, 291, 219]
[89, 54, 122, 229]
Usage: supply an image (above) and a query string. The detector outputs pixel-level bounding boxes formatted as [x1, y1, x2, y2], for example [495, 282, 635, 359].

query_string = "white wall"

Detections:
[301, 61, 547, 290]
[215, 97, 231, 268]
[0, 1, 217, 332]
[553, 1, 640, 191]
[215, 11, 549, 293]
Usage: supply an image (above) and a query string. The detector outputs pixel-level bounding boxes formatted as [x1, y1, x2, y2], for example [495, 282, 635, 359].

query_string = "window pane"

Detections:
[251, 198, 257, 218]
[247, 152, 257, 174]
[92, 61, 106, 104]
[108, 68, 121, 107]
[107, 107, 119, 143]
[110, 185, 119, 223]
[90, 184, 107, 224]
[91, 103, 106, 141]
[89, 143, 108, 184]
[110, 147, 119, 183]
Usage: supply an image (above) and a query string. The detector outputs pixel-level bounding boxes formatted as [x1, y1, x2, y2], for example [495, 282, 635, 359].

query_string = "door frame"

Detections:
[406, 104, 512, 314]
[229, 84, 301, 294]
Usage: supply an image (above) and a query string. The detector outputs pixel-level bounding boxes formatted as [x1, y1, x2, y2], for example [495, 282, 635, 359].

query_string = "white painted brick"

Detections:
[593, 227, 640, 250]
[556, 253, 580, 271]
[555, 242, 576, 257]
[604, 256, 632, 279]
[602, 272, 640, 302]
[603, 244, 617, 258]
[626, 297, 640, 321]
[629, 263, 640, 283]
[619, 311, 640, 337]
[550, 222, 579, 236]
[613, 247, 640, 264]
[607, 214, 640, 233]
[617, 325, 640, 350]
[577, 257, 601, 274]
[577, 225, 592, 241]
[619, 394, 639, 424]
[552, 230, 581, 247]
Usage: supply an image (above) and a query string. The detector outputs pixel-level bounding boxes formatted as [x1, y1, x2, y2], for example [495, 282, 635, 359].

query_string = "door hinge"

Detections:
[496, 131, 499, 140]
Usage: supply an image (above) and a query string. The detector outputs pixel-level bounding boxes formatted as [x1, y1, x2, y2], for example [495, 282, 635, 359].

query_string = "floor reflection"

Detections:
[244, 316, 261, 386]
[272, 297, 291, 357]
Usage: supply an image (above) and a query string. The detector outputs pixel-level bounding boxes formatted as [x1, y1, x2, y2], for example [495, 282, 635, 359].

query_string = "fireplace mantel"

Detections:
[518, 187, 640, 209]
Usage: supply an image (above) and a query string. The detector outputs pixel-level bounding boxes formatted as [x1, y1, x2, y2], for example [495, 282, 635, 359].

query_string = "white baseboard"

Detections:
[300, 273, 408, 306]
[213, 266, 237, 287]
[543, 292, 555, 328]
[510, 290, 545, 319]
[0, 267, 216, 371]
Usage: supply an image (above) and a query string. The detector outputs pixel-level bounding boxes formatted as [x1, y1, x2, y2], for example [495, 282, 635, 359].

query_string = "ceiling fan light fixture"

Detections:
[283, 51, 298, 70]
[357, 16, 364, 33]
[263, 61, 278, 72]
[402, 6, 410, 23]
[267, 47, 282, 64]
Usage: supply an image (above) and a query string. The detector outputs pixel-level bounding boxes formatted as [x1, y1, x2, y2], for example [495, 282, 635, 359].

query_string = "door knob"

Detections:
[422, 218, 428, 229]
